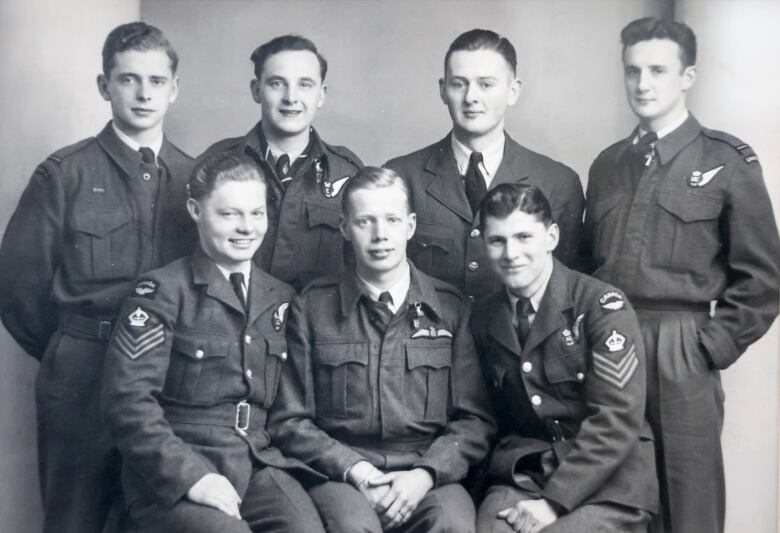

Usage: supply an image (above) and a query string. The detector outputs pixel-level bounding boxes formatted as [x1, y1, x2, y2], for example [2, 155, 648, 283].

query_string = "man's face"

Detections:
[97, 49, 178, 141]
[341, 185, 416, 283]
[188, 180, 268, 271]
[440, 49, 520, 141]
[251, 50, 326, 139]
[623, 38, 696, 131]
[483, 210, 558, 296]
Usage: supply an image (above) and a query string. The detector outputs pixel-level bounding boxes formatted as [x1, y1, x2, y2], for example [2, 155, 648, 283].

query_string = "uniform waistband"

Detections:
[59, 313, 115, 341]
[163, 401, 267, 434]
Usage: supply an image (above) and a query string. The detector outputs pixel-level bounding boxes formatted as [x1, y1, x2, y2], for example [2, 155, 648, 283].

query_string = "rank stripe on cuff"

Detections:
[116, 323, 165, 360]
[592, 344, 638, 389]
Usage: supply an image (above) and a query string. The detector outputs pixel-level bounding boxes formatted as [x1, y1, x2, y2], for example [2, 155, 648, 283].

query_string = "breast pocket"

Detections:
[313, 342, 369, 419]
[164, 333, 231, 404]
[407, 222, 453, 280]
[543, 349, 586, 403]
[653, 189, 723, 271]
[67, 203, 138, 281]
[405, 342, 452, 424]
[262, 335, 288, 408]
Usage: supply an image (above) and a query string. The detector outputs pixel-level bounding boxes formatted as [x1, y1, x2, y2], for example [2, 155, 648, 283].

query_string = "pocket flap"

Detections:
[71, 203, 134, 237]
[172, 333, 230, 359]
[265, 336, 288, 360]
[657, 190, 720, 222]
[406, 345, 452, 370]
[305, 201, 341, 230]
[411, 223, 453, 253]
[316, 342, 369, 366]
[590, 194, 624, 222]
[544, 350, 586, 384]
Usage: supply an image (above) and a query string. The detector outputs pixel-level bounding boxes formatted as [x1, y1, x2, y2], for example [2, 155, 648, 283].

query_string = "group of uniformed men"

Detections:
[0, 14, 777, 533]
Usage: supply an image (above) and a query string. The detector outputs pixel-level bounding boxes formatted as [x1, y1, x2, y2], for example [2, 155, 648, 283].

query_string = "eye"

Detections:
[650, 66, 666, 75]
[269, 80, 284, 88]
[479, 80, 495, 89]
[387, 216, 402, 224]
[449, 79, 465, 89]
[150, 77, 166, 86]
[624, 67, 639, 78]
[299, 80, 314, 89]
[119, 75, 135, 84]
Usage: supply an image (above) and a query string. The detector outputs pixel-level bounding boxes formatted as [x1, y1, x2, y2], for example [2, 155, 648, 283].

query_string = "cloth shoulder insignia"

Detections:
[701, 128, 759, 164]
[47, 137, 94, 163]
[133, 279, 159, 299]
[598, 290, 625, 312]
[592, 331, 638, 390]
[115, 307, 165, 360]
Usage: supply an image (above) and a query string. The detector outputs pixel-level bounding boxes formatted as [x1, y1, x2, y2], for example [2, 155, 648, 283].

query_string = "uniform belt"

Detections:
[545, 419, 577, 443]
[630, 299, 711, 313]
[163, 401, 267, 435]
[59, 313, 115, 341]
[345, 436, 434, 453]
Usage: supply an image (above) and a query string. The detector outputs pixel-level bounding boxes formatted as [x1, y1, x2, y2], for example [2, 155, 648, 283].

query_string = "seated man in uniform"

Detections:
[270, 167, 496, 532]
[471, 184, 657, 533]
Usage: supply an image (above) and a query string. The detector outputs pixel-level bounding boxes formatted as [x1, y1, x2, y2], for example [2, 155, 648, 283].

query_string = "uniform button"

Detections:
[522, 361, 533, 373]
[467, 261, 479, 272]
[195, 349, 205, 359]
[470, 228, 480, 239]
[246, 369, 253, 379]
[142, 172, 151, 181]
[468, 295, 476, 303]
[531, 394, 542, 406]
[281, 351, 288, 361]
[245, 335, 252, 345]
[576, 372, 585, 381]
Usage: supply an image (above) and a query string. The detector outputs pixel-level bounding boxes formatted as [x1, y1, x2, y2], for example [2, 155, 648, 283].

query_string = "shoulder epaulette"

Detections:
[165, 140, 194, 161]
[431, 278, 464, 302]
[300, 274, 342, 295]
[702, 128, 759, 164]
[46, 137, 94, 163]
[323, 143, 364, 169]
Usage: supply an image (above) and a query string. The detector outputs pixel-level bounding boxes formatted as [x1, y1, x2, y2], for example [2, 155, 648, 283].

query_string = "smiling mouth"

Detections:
[229, 238, 255, 247]
[368, 248, 393, 259]
[279, 109, 302, 116]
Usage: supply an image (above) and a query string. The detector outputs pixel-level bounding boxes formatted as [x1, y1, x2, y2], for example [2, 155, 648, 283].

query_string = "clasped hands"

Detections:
[348, 460, 434, 529]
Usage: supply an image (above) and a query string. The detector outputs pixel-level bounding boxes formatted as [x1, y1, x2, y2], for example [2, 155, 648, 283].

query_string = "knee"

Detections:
[416, 484, 476, 533]
[308, 482, 381, 533]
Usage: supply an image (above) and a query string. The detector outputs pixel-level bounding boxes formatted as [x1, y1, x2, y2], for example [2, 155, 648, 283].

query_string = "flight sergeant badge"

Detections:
[593, 330, 638, 390]
[115, 307, 164, 360]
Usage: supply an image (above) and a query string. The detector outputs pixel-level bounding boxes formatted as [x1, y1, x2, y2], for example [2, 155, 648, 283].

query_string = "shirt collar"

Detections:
[267, 132, 311, 163]
[636, 109, 689, 142]
[357, 262, 411, 314]
[111, 121, 163, 161]
[215, 262, 252, 288]
[450, 132, 505, 184]
[506, 256, 554, 323]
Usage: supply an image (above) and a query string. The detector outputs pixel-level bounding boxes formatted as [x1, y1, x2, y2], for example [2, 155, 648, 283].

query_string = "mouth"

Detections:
[229, 238, 256, 248]
[462, 110, 483, 118]
[368, 248, 393, 260]
[279, 109, 303, 117]
[501, 264, 526, 274]
[132, 107, 155, 116]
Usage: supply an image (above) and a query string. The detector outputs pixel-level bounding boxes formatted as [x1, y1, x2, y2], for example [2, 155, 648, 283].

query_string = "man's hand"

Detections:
[497, 498, 558, 533]
[347, 460, 392, 509]
[187, 473, 242, 519]
[368, 468, 434, 529]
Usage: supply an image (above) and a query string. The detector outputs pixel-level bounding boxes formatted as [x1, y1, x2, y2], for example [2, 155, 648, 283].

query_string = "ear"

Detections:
[339, 214, 351, 241]
[546, 222, 560, 252]
[186, 198, 201, 223]
[681, 65, 697, 92]
[317, 83, 327, 109]
[507, 77, 522, 106]
[97, 74, 111, 101]
[169, 75, 180, 104]
[438, 77, 447, 105]
[406, 212, 417, 241]
[250, 78, 262, 104]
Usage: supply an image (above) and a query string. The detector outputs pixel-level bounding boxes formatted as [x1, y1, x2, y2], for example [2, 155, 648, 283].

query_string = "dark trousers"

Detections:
[128, 466, 325, 533]
[637, 309, 725, 533]
[36, 330, 120, 533]
[309, 481, 476, 533]
[477, 484, 650, 533]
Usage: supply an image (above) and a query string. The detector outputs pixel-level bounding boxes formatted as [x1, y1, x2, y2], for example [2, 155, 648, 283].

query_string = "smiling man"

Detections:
[583, 17, 780, 533]
[270, 167, 495, 532]
[386, 29, 584, 301]
[202, 35, 362, 291]
[0, 22, 196, 533]
[472, 183, 657, 533]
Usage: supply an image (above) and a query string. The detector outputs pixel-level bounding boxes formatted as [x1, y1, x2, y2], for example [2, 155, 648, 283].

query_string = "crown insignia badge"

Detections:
[128, 307, 150, 327]
[605, 330, 626, 352]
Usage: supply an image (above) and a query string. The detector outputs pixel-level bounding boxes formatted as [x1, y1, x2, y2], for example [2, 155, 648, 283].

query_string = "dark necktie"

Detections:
[464, 151, 487, 216]
[516, 297, 533, 348]
[229, 272, 247, 310]
[630, 132, 658, 169]
[276, 153, 292, 189]
[367, 291, 393, 332]
[139, 147, 156, 166]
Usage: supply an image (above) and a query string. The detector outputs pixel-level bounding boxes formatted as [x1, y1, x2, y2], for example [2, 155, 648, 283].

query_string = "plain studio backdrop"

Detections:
[1, 1, 778, 531]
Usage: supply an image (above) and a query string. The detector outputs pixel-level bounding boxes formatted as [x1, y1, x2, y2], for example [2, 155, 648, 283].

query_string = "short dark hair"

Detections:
[444, 29, 517, 75]
[102, 22, 179, 76]
[250, 35, 328, 81]
[621, 17, 697, 67]
[478, 183, 553, 232]
[341, 167, 412, 218]
[188, 153, 267, 201]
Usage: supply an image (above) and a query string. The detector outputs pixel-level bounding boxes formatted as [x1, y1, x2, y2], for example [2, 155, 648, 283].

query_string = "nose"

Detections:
[283, 84, 298, 104]
[372, 220, 387, 241]
[464, 82, 478, 104]
[137, 80, 151, 102]
[236, 214, 252, 234]
[504, 239, 519, 260]
[636, 69, 650, 92]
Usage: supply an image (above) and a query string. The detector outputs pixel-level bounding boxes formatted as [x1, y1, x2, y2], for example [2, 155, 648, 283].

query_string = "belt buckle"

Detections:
[235, 400, 251, 435]
[98, 321, 112, 340]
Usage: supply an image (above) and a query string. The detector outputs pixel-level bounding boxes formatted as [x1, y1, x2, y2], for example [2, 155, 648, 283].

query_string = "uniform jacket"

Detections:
[202, 123, 363, 291]
[269, 263, 496, 487]
[471, 260, 658, 513]
[101, 250, 323, 508]
[385, 133, 584, 300]
[584, 115, 780, 369]
[0, 122, 196, 358]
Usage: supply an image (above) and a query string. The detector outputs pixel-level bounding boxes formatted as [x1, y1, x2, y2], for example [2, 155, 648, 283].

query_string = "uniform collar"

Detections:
[243, 121, 325, 167]
[96, 122, 154, 179]
[339, 261, 442, 320]
[357, 262, 411, 314]
[450, 131, 506, 183]
[636, 109, 689, 142]
[630, 113, 702, 167]
[111, 121, 163, 161]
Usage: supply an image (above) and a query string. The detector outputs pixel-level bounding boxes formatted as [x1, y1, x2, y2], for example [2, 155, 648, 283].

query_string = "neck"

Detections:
[115, 121, 163, 146]
[452, 122, 505, 153]
[262, 123, 311, 155]
[356, 262, 406, 291]
[640, 103, 687, 133]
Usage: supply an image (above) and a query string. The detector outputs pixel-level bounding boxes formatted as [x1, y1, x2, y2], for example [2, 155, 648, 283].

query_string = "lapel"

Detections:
[523, 260, 573, 353]
[489, 133, 530, 189]
[96, 121, 144, 180]
[487, 290, 523, 357]
[190, 249, 245, 315]
[246, 264, 279, 327]
[423, 135, 473, 223]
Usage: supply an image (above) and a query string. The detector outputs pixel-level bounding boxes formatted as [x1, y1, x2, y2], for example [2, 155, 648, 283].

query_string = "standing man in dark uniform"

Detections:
[386, 29, 584, 301]
[472, 184, 657, 533]
[270, 167, 495, 532]
[584, 17, 780, 533]
[0, 23, 196, 533]
[202, 35, 363, 292]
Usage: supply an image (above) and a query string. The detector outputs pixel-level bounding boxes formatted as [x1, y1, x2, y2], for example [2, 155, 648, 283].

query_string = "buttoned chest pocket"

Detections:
[588, 194, 627, 265]
[67, 203, 138, 281]
[543, 349, 587, 403]
[164, 333, 231, 404]
[262, 336, 288, 408]
[408, 222, 454, 281]
[302, 201, 344, 272]
[313, 342, 369, 419]
[405, 342, 452, 424]
[653, 189, 723, 271]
